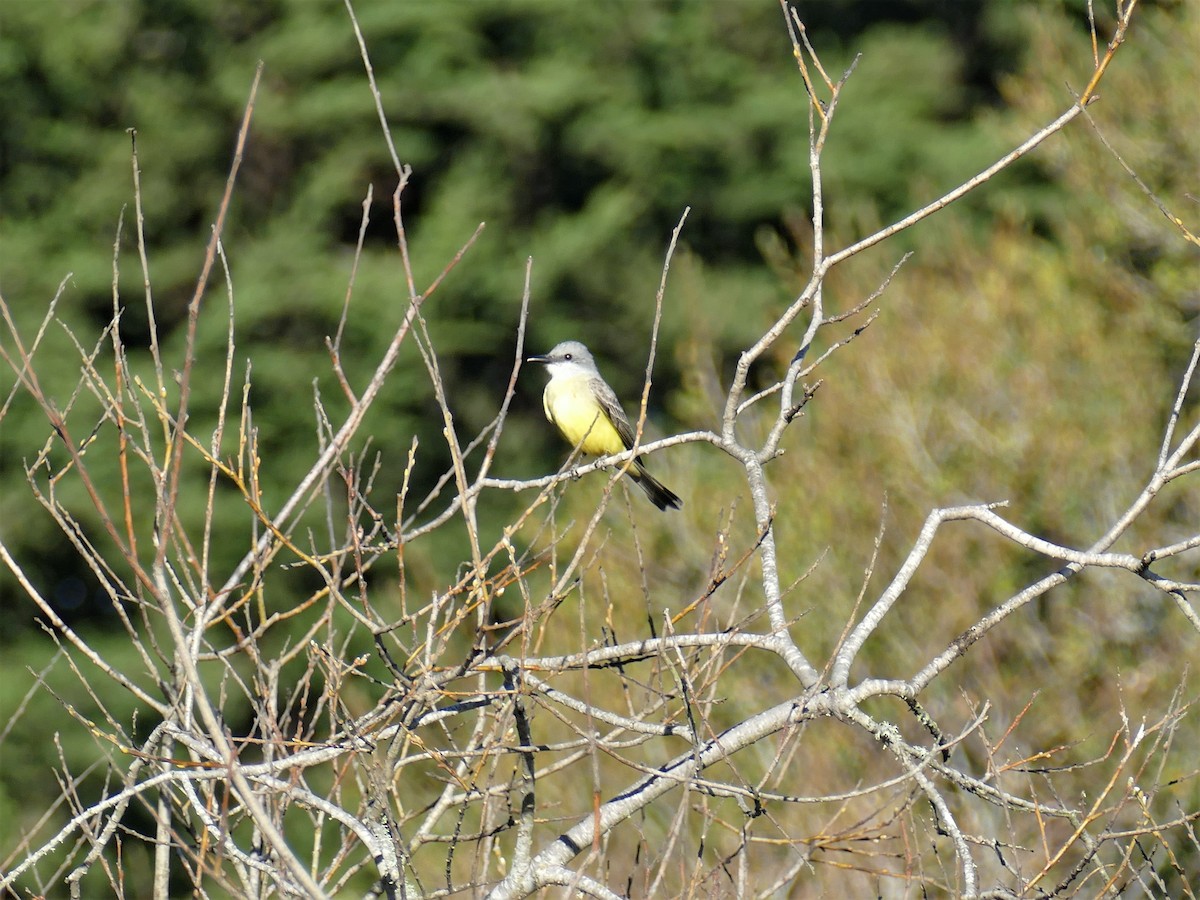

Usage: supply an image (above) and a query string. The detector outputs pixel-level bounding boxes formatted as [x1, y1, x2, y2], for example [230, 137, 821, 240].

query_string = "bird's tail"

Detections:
[631, 460, 682, 511]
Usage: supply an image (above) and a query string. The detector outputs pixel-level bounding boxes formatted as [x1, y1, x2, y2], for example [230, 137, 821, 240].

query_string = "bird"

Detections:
[528, 340, 681, 511]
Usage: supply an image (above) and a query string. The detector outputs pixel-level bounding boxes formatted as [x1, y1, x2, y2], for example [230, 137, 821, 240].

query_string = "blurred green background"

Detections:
[2, 0, 1199, 893]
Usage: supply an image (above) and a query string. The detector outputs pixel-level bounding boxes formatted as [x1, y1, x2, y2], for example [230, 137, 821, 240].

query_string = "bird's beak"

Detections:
[527, 354, 549, 364]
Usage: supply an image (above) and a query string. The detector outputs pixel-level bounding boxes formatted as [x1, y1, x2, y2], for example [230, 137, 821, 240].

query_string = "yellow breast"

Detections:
[543, 375, 626, 457]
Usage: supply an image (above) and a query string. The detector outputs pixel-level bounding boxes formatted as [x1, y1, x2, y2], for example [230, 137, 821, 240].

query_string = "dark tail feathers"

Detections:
[632, 461, 681, 511]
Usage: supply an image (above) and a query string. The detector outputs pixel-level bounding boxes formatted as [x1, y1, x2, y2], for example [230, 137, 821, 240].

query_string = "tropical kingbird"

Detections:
[528, 340, 682, 511]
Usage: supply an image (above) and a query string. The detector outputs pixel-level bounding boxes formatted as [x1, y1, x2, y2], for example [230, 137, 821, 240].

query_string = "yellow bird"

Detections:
[528, 340, 681, 511]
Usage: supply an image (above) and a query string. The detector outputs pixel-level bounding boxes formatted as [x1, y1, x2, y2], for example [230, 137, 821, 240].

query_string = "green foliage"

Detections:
[1, 0, 1030, 623]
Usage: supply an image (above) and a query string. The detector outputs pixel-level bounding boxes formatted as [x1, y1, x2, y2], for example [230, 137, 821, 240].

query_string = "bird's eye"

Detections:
[564, 353, 572, 360]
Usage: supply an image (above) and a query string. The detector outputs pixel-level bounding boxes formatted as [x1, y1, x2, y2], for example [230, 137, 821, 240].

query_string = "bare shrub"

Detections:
[2, 2, 1198, 897]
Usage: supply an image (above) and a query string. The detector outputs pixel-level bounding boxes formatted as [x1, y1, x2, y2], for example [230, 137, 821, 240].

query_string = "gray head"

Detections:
[527, 340, 599, 378]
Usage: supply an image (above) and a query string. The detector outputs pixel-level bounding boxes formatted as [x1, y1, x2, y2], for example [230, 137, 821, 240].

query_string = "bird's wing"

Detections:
[590, 376, 638, 451]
